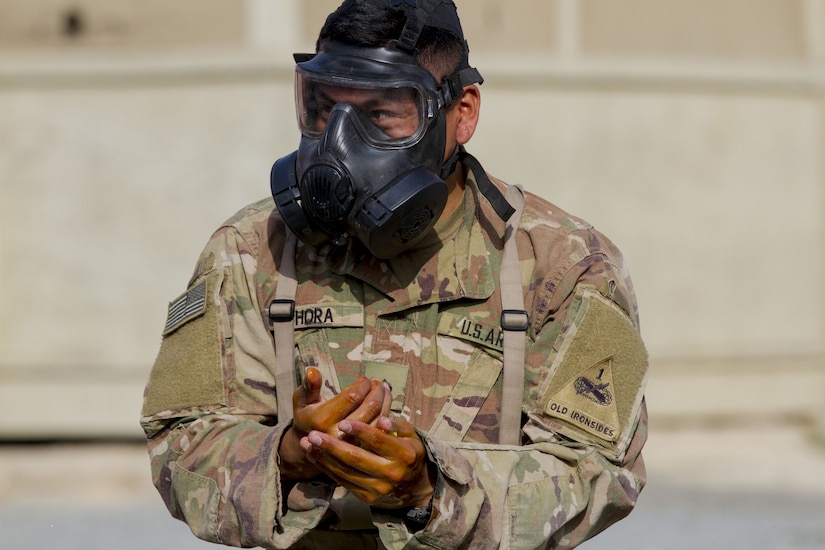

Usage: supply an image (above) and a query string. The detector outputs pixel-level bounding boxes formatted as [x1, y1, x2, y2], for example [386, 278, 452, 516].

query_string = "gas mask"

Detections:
[270, 2, 483, 258]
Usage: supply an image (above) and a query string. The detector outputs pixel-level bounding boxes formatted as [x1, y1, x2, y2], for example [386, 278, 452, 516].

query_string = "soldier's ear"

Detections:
[454, 85, 480, 145]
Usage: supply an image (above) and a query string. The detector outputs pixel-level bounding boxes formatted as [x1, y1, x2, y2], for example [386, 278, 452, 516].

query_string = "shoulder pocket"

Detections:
[142, 270, 228, 418]
[537, 287, 648, 461]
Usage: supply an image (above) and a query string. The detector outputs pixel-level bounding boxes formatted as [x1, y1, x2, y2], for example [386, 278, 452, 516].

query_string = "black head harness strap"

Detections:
[459, 149, 516, 222]
[391, 0, 453, 55]
[386, 0, 483, 108]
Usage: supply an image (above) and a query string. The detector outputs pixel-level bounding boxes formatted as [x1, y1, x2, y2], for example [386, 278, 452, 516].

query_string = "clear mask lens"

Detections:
[296, 70, 432, 148]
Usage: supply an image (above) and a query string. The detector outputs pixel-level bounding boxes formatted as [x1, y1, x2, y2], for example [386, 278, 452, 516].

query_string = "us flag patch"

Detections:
[163, 281, 207, 335]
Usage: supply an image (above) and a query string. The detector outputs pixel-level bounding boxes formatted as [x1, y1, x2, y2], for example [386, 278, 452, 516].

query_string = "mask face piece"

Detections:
[301, 103, 450, 258]
[271, 0, 484, 258]
[272, 41, 453, 258]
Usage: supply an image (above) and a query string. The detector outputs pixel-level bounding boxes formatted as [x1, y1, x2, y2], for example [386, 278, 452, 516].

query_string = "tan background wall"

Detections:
[0, 0, 822, 438]
[0, 0, 245, 50]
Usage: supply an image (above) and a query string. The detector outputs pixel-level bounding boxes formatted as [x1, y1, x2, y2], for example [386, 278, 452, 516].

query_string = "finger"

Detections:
[309, 442, 417, 509]
[347, 379, 388, 427]
[376, 416, 393, 433]
[377, 416, 416, 439]
[337, 420, 416, 468]
[294, 367, 323, 409]
[305, 428, 390, 475]
[292, 368, 327, 435]
[312, 376, 373, 436]
[324, 468, 401, 506]
[304, 431, 397, 497]
[294, 374, 373, 437]
[379, 381, 393, 418]
[303, 366, 323, 398]
[343, 420, 427, 492]
[316, 463, 397, 505]
[306, 429, 427, 507]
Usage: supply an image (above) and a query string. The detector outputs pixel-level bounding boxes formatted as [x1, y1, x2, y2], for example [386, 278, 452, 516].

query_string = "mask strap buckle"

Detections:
[439, 67, 484, 108]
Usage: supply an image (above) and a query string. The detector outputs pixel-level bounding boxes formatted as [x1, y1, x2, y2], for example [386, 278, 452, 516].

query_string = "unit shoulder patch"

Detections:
[540, 287, 648, 457]
[546, 356, 620, 441]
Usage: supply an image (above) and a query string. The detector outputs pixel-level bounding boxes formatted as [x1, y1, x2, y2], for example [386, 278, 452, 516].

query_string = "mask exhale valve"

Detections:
[354, 166, 447, 258]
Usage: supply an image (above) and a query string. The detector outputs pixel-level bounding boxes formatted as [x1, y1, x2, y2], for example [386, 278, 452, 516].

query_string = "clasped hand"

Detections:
[279, 367, 435, 509]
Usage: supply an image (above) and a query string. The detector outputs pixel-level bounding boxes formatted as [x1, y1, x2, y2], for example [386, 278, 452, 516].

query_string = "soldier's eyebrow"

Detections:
[323, 89, 378, 111]
[317, 87, 414, 110]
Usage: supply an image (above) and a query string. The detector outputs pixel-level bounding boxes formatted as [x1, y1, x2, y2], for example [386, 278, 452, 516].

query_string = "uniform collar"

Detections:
[329, 171, 500, 314]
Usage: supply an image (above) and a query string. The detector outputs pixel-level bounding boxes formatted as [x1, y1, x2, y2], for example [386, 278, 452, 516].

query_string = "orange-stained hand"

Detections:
[279, 367, 392, 480]
[299, 415, 436, 509]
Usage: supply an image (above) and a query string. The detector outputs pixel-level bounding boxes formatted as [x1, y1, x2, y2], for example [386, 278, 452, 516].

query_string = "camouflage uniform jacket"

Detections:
[141, 169, 649, 549]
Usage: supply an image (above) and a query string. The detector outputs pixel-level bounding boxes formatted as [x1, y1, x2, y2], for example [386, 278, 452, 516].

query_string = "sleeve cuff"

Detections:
[272, 421, 335, 544]
[373, 430, 485, 548]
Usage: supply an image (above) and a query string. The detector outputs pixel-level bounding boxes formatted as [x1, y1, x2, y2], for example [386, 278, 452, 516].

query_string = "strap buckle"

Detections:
[269, 299, 295, 322]
[501, 309, 529, 332]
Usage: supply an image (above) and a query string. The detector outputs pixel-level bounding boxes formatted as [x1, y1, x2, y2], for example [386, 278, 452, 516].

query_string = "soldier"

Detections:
[140, 1, 649, 548]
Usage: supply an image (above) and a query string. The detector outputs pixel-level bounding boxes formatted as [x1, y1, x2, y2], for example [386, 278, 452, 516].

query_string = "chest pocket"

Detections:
[426, 311, 506, 442]
[293, 304, 365, 402]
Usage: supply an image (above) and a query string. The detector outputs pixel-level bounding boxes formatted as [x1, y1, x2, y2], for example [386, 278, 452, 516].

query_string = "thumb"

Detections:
[295, 367, 323, 408]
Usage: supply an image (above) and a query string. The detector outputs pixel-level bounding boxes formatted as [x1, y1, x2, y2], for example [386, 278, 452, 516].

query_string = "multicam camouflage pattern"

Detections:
[141, 169, 648, 549]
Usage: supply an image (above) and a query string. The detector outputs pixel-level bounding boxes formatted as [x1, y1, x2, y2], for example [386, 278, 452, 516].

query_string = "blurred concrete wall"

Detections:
[0, 0, 822, 439]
